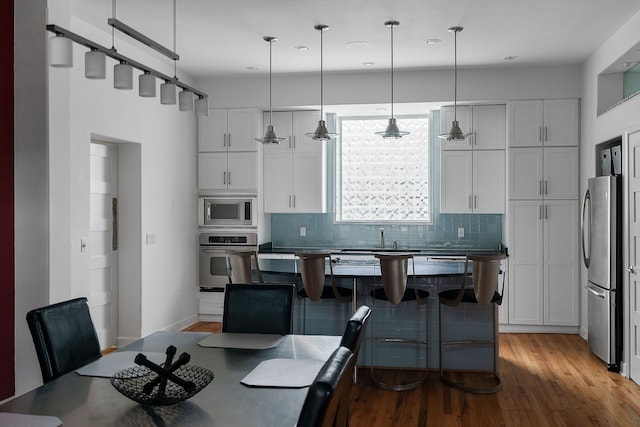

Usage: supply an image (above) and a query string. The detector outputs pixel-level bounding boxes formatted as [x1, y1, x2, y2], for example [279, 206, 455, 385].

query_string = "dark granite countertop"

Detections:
[258, 242, 507, 257]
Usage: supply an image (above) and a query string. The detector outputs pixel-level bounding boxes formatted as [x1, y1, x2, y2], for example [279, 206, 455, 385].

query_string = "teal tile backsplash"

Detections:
[270, 110, 504, 250]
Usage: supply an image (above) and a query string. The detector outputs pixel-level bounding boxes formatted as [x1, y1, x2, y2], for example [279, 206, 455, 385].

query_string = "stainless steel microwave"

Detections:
[198, 197, 256, 227]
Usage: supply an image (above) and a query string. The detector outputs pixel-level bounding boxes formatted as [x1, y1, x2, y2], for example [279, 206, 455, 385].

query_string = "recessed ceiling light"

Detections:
[346, 41, 370, 49]
[425, 39, 441, 45]
[246, 66, 258, 71]
[504, 56, 518, 61]
[376, 107, 387, 112]
[362, 62, 375, 66]
[295, 45, 309, 51]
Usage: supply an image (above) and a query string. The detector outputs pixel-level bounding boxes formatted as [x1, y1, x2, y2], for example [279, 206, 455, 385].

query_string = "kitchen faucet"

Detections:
[380, 228, 384, 249]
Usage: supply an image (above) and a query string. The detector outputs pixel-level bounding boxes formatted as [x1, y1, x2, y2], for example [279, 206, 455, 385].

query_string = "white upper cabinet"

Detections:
[440, 104, 505, 150]
[507, 99, 579, 147]
[263, 111, 321, 153]
[199, 108, 258, 152]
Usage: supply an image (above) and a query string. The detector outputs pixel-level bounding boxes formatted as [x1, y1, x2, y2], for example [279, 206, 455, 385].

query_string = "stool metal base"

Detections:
[370, 367, 427, 391]
[440, 372, 502, 394]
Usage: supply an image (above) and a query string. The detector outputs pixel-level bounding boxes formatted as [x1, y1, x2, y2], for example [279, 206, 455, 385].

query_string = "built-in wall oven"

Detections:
[199, 231, 258, 290]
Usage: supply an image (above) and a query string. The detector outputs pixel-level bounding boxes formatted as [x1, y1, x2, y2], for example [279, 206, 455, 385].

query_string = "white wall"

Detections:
[580, 9, 640, 371]
[197, 65, 583, 110]
[13, 0, 200, 396]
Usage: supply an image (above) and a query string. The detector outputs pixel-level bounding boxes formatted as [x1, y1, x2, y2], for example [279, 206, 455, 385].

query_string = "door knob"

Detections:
[627, 266, 636, 273]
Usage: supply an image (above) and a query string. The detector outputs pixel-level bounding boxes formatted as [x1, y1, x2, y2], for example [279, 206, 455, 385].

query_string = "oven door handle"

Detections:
[200, 248, 226, 254]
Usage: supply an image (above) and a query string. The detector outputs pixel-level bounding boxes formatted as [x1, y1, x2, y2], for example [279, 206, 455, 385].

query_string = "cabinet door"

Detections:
[543, 147, 579, 199]
[507, 100, 543, 147]
[227, 152, 257, 191]
[439, 105, 472, 150]
[440, 151, 472, 213]
[472, 105, 506, 150]
[292, 152, 325, 213]
[543, 99, 579, 147]
[198, 109, 228, 151]
[264, 152, 293, 213]
[263, 111, 293, 152]
[293, 111, 322, 153]
[508, 201, 544, 325]
[508, 148, 543, 200]
[543, 200, 579, 326]
[198, 152, 228, 190]
[226, 108, 258, 152]
[473, 150, 505, 213]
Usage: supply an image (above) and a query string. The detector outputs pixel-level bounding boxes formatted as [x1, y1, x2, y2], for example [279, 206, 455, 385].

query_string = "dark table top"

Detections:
[0, 332, 341, 427]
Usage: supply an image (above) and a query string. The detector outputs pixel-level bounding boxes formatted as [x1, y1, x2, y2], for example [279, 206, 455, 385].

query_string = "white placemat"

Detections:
[75, 351, 166, 377]
[241, 358, 325, 388]
[198, 333, 284, 350]
[0, 413, 62, 427]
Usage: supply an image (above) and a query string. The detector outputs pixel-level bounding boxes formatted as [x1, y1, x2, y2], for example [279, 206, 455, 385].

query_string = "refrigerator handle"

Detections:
[581, 189, 591, 268]
[585, 284, 606, 299]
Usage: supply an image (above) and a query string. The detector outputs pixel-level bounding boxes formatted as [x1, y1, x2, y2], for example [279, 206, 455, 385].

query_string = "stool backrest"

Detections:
[226, 250, 264, 284]
[26, 297, 102, 383]
[468, 254, 505, 306]
[375, 253, 414, 305]
[339, 305, 371, 359]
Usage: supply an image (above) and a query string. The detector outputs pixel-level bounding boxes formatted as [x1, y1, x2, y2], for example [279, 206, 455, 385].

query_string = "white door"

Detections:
[89, 142, 118, 349]
[627, 128, 640, 381]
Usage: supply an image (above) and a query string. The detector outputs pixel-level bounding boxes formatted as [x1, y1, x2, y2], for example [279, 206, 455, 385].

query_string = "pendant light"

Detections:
[438, 26, 470, 141]
[195, 95, 209, 117]
[139, 71, 156, 97]
[85, 48, 106, 79]
[48, 34, 73, 67]
[256, 36, 286, 144]
[306, 25, 338, 141]
[375, 20, 409, 139]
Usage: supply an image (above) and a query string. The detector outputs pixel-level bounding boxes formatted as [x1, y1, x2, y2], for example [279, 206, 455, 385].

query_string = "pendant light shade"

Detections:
[161, 81, 177, 104]
[195, 96, 209, 116]
[114, 61, 133, 89]
[139, 72, 156, 97]
[49, 34, 73, 68]
[306, 25, 338, 141]
[179, 89, 193, 111]
[85, 49, 106, 79]
[375, 21, 408, 139]
[438, 26, 470, 142]
[257, 36, 286, 144]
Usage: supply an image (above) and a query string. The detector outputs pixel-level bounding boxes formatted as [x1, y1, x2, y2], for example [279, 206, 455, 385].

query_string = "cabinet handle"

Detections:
[544, 127, 548, 142]
[473, 131, 477, 145]
[293, 195, 296, 208]
[539, 127, 542, 142]
[539, 180, 542, 195]
[288, 137, 292, 149]
[224, 133, 228, 147]
[474, 195, 477, 209]
[228, 171, 231, 185]
[289, 195, 292, 208]
[223, 171, 226, 184]
[539, 205, 543, 219]
[545, 180, 548, 195]
[545, 205, 548, 219]
[293, 136, 296, 149]
[468, 195, 472, 210]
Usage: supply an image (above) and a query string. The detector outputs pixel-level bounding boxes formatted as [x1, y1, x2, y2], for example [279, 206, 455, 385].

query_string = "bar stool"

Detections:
[295, 252, 353, 334]
[438, 254, 506, 394]
[226, 250, 264, 284]
[369, 253, 429, 391]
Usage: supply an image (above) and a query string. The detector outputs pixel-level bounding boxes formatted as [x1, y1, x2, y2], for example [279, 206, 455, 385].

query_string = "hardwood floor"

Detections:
[185, 323, 640, 426]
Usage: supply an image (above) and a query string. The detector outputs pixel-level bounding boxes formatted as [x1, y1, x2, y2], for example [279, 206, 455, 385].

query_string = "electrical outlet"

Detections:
[300, 227, 307, 237]
[80, 238, 88, 253]
[458, 227, 465, 238]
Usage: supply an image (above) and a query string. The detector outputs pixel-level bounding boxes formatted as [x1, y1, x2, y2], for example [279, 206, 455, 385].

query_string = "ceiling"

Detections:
[70, 0, 640, 80]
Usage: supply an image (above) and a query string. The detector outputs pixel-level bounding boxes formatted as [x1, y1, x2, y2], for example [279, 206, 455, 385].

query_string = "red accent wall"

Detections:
[0, 1, 15, 399]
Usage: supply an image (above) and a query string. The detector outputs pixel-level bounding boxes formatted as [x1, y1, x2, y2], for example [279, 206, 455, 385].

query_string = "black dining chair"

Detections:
[26, 297, 102, 383]
[340, 304, 371, 383]
[222, 283, 295, 335]
[297, 346, 356, 427]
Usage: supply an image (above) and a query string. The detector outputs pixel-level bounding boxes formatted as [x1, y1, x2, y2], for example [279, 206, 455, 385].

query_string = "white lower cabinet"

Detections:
[199, 291, 225, 321]
[507, 199, 579, 326]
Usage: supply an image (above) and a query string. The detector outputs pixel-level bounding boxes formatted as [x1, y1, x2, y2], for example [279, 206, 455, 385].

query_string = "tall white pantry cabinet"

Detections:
[505, 99, 580, 328]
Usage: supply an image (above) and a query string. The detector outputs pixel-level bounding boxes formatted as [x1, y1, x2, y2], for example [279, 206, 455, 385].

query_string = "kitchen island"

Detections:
[257, 252, 505, 371]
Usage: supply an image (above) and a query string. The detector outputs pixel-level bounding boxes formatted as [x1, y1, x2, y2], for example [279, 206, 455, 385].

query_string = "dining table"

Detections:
[0, 331, 341, 426]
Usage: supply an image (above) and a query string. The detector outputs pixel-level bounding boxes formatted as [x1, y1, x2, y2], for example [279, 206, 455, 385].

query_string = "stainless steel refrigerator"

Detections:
[581, 175, 622, 371]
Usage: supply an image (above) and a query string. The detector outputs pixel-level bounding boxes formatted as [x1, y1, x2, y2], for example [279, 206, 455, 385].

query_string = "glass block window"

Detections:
[336, 116, 431, 222]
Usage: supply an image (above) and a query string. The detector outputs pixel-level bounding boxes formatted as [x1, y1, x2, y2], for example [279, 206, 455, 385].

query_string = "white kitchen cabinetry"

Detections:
[198, 108, 258, 152]
[507, 99, 579, 147]
[505, 98, 579, 328]
[198, 152, 257, 191]
[441, 150, 505, 213]
[198, 291, 224, 322]
[263, 111, 326, 213]
[508, 200, 579, 326]
[198, 108, 258, 192]
[440, 104, 506, 150]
